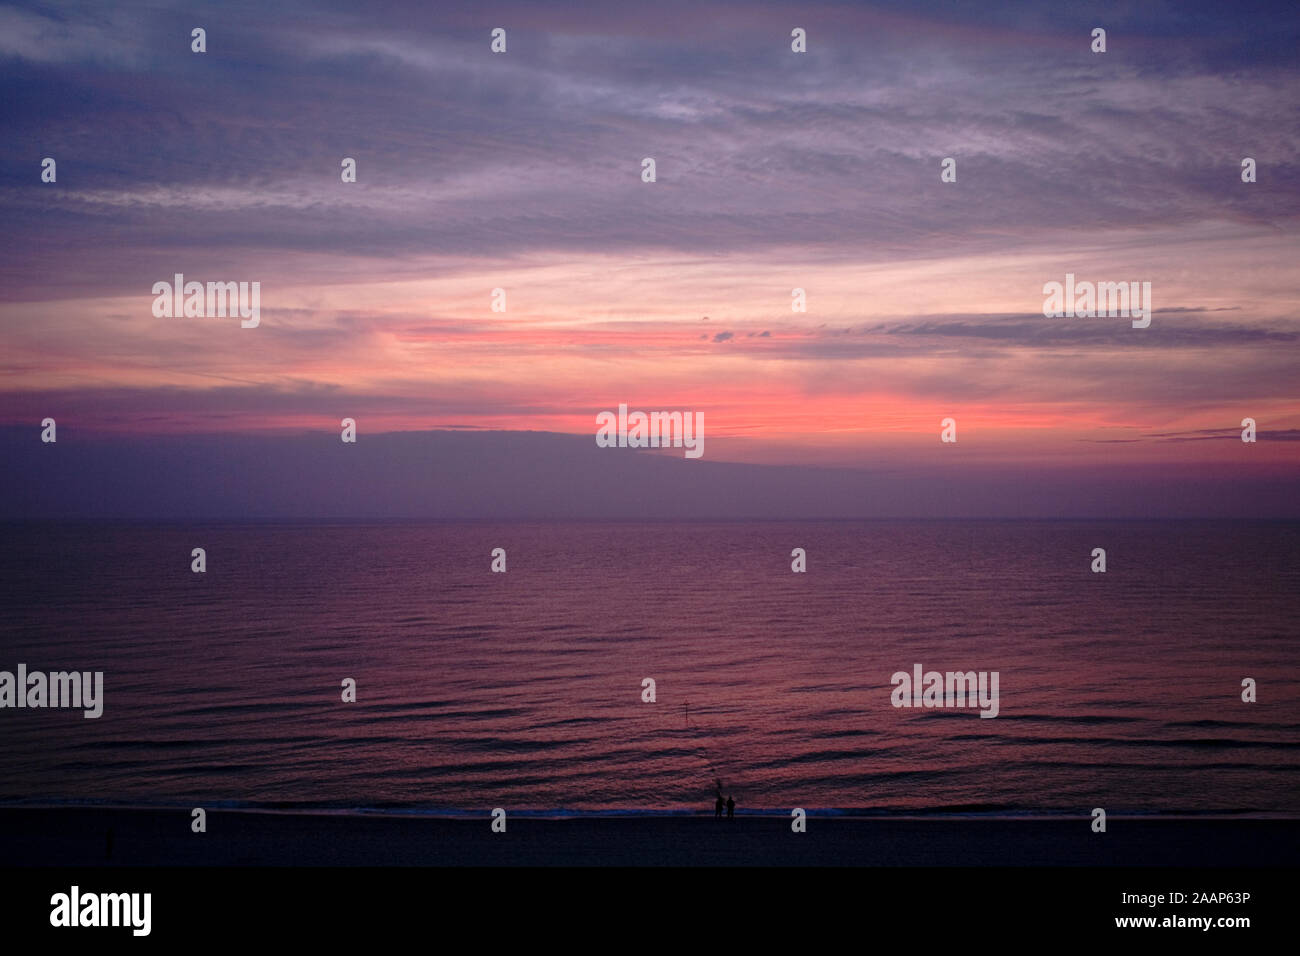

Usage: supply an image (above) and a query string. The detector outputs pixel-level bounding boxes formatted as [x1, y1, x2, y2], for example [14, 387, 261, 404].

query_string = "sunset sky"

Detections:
[1, 0, 1297, 515]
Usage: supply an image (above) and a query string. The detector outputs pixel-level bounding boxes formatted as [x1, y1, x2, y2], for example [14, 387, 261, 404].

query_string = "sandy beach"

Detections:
[3, 808, 1294, 867]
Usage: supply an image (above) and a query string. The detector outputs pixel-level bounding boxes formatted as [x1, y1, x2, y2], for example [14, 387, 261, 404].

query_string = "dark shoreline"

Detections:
[4, 807, 1295, 867]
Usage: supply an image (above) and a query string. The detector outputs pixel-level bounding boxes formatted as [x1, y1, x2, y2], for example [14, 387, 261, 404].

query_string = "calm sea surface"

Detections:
[1, 521, 1297, 816]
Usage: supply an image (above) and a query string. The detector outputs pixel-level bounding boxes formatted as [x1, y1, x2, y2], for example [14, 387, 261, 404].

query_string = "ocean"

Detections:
[2, 520, 1297, 817]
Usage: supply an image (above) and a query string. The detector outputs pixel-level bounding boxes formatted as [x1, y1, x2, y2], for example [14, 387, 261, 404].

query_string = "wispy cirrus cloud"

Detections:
[1, 0, 1297, 493]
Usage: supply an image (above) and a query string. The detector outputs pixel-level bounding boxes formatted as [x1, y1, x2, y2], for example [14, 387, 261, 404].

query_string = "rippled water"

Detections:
[1, 520, 1297, 816]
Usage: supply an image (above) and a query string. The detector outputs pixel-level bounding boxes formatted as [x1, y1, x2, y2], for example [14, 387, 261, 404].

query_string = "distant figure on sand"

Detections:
[726, 795, 735, 820]
[715, 792, 724, 819]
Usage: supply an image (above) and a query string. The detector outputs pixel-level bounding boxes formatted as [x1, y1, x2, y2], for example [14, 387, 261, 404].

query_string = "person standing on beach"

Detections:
[726, 795, 735, 820]
[715, 792, 725, 819]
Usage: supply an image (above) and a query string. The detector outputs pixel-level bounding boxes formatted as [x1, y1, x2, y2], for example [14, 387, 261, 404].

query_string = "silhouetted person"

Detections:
[714, 793, 724, 819]
[726, 795, 735, 820]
